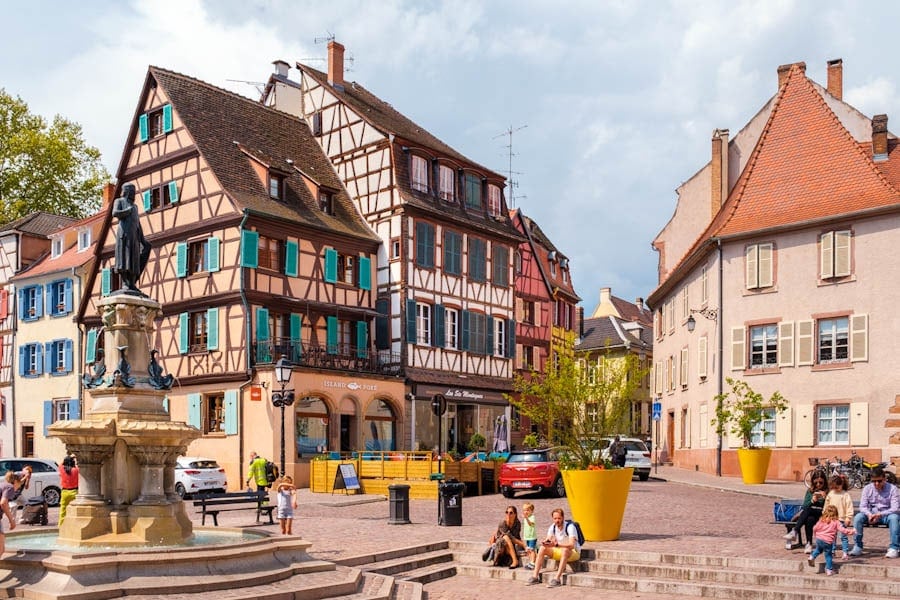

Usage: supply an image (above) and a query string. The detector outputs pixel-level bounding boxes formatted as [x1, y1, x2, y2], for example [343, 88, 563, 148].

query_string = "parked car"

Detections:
[174, 457, 227, 499]
[499, 448, 565, 498]
[0, 457, 61, 506]
[600, 437, 652, 481]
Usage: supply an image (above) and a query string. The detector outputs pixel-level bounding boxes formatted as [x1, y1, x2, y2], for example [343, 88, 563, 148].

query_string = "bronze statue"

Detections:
[112, 183, 151, 294]
[148, 349, 174, 390]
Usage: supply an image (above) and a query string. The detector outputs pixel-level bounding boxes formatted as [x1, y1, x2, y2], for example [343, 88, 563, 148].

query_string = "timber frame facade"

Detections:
[79, 67, 404, 488]
[263, 42, 525, 455]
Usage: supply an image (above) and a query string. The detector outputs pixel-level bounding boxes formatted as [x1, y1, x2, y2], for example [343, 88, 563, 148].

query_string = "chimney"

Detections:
[272, 59, 290, 78]
[710, 128, 729, 217]
[635, 297, 644, 312]
[873, 114, 889, 161]
[827, 58, 843, 100]
[599, 287, 611, 306]
[327, 41, 345, 89]
[102, 183, 116, 211]
[777, 61, 806, 88]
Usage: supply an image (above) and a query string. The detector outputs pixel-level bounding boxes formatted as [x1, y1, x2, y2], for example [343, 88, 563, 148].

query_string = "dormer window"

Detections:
[269, 172, 284, 200]
[487, 184, 502, 216]
[439, 165, 455, 202]
[319, 191, 334, 215]
[50, 236, 63, 258]
[77, 228, 91, 252]
[410, 155, 429, 193]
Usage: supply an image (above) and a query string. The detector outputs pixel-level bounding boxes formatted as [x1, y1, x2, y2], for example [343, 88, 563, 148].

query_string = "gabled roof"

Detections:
[0, 212, 77, 237]
[512, 209, 580, 302]
[577, 315, 651, 353]
[608, 294, 653, 327]
[146, 67, 379, 242]
[10, 213, 102, 280]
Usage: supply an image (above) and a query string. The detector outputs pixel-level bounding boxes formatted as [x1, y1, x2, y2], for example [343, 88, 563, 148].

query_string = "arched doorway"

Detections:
[364, 399, 396, 451]
[296, 396, 330, 457]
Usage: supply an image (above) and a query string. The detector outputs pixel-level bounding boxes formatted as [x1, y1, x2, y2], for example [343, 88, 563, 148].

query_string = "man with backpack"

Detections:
[525, 507, 582, 588]
[245, 451, 271, 492]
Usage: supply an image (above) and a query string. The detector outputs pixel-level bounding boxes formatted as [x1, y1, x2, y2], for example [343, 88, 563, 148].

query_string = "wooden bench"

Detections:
[192, 490, 275, 526]
[773, 499, 888, 547]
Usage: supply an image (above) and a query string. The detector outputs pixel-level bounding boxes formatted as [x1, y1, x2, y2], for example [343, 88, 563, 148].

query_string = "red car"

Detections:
[499, 448, 565, 498]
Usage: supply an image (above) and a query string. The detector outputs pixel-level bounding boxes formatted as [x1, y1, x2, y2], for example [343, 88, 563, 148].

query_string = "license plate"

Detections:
[512, 481, 532, 488]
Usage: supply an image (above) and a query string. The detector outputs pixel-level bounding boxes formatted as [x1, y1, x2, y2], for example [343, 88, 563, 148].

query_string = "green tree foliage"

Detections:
[0, 89, 110, 223]
[507, 348, 645, 469]
[713, 377, 788, 448]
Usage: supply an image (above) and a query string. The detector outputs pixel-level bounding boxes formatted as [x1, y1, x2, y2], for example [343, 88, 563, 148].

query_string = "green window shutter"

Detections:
[326, 316, 338, 354]
[176, 242, 188, 277]
[142, 190, 151, 212]
[101, 268, 111, 296]
[405, 299, 417, 343]
[415, 222, 434, 268]
[358, 256, 371, 290]
[461, 309, 470, 351]
[433, 304, 445, 348]
[507, 318, 516, 358]
[207, 237, 220, 272]
[179, 312, 189, 354]
[139, 114, 149, 142]
[85, 328, 98, 364]
[375, 298, 390, 350]
[284, 240, 299, 277]
[224, 390, 238, 435]
[486, 317, 494, 356]
[168, 181, 179, 203]
[290, 313, 302, 361]
[187, 393, 201, 429]
[162, 104, 173, 133]
[356, 321, 368, 358]
[240, 229, 259, 268]
[324, 248, 338, 283]
[256, 307, 271, 363]
[206, 308, 219, 351]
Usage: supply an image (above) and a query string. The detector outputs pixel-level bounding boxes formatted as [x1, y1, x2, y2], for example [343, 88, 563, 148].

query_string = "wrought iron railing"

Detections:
[252, 339, 402, 375]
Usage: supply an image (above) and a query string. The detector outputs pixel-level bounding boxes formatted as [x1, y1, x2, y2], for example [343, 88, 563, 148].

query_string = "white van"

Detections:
[0, 458, 62, 506]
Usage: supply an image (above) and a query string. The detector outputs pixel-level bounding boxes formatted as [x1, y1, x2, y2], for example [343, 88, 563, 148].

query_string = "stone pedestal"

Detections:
[49, 293, 200, 547]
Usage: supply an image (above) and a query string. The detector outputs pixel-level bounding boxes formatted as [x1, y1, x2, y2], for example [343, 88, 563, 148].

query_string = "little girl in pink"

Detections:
[808, 505, 856, 575]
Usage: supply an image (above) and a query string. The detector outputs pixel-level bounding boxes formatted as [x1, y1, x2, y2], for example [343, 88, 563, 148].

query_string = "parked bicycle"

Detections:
[805, 452, 897, 489]
[803, 457, 843, 489]
[846, 450, 897, 488]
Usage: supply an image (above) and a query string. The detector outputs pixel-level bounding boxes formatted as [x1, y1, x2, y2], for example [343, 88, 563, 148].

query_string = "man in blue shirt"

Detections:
[849, 467, 900, 558]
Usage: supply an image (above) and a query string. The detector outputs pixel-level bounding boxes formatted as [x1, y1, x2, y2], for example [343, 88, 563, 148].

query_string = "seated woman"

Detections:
[485, 505, 525, 568]
[783, 474, 827, 551]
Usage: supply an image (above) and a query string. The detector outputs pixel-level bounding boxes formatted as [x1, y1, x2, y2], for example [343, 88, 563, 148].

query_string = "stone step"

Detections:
[341, 572, 396, 600]
[335, 541, 449, 568]
[360, 549, 453, 577]
[395, 559, 457, 585]
[391, 580, 425, 600]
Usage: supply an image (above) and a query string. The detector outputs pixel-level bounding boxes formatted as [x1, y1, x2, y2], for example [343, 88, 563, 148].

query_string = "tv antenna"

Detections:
[493, 124, 527, 208]
[225, 79, 268, 96]
[301, 32, 354, 71]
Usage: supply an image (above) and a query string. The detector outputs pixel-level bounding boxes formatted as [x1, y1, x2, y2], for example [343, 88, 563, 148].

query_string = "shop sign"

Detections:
[323, 380, 378, 392]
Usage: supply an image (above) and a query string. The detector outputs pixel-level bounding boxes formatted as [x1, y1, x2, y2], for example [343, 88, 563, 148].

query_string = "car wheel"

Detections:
[501, 487, 515, 499]
[552, 476, 566, 498]
[638, 472, 650, 481]
[175, 483, 188, 499]
[42, 486, 61, 507]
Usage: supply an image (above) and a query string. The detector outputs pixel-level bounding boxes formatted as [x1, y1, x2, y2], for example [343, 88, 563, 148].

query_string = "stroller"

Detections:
[20, 496, 48, 525]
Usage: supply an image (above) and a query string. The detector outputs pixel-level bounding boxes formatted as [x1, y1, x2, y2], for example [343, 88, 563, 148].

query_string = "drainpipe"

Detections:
[238, 210, 251, 473]
[716, 238, 724, 477]
[73, 267, 83, 415]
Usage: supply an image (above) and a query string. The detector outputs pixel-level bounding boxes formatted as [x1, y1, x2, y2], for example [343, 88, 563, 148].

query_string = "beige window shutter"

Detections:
[697, 336, 708, 378]
[795, 404, 814, 447]
[796, 320, 814, 366]
[849, 402, 869, 446]
[850, 314, 868, 362]
[698, 403, 708, 447]
[745, 244, 758, 289]
[834, 230, 851, 277]
[778, 321, 794, 367]
[774, 406, 792, 447]
[820, 232, 834, 279]
[680, 347, 689, 387]
[730, 326, 746, 370]
[758, 243, 774, 287]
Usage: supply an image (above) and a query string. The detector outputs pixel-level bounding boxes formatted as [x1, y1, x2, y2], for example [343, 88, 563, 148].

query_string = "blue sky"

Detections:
[3, 0, 899, 313]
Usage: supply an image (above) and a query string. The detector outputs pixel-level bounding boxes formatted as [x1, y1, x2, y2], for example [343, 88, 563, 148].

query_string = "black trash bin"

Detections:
[438, 480, 465, 526]
[388, 484, 411, 524]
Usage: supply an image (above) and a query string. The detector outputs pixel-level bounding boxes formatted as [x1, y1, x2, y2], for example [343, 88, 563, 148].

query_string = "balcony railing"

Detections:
[252, 339, 402, 376]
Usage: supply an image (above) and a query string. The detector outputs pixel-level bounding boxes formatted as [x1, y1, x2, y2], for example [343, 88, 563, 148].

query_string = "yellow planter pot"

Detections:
[562, 468, 633, 542]
[736, 447, 772, 484]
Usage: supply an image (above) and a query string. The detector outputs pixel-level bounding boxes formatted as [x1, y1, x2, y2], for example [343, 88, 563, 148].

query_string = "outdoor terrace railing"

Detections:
[252, 340, 402, 376]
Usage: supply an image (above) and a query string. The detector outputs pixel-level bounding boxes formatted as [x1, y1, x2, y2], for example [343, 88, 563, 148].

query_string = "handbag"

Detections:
[481, 545, 495, 562]
[773, 501, 800, 522]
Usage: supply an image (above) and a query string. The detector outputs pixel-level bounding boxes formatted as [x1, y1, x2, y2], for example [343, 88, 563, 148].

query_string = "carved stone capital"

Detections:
[130, 446, 172, 466]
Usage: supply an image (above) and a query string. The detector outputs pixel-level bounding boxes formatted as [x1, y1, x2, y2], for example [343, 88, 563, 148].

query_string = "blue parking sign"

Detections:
[652, 401, 662, 421]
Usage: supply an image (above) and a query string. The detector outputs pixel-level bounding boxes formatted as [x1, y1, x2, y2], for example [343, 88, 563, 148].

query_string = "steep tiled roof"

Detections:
[0, 212, 77, 236]
[512, 209, 580, 302]
[10, 213, 103, 280]
[609, 295, 653, 327]
[578, 316, 650, 353]
[149, 67, 378, 242]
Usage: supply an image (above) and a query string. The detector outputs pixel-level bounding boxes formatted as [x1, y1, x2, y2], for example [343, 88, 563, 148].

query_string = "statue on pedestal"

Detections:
[112, 183, 151, 294]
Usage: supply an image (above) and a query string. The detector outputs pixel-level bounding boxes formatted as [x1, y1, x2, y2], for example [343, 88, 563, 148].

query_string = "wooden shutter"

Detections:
[758, 243, 773, 287]
[35, 343, 43, 374]
[63, 339, 73, 373]
[290, 313, 302, 359]
[206, 308, 218, 351]
[18, 346, 26, 377]
[162, 104, 173, 133]
[324, 248, 338, 283]
[778, 321, 794, 366]
[460, 309, 470, 351]
[433, 304, 445, 347]
[179, 312, 189, 354]
[796, 320, 814, 366]
[850, 314, 868, 362]
[33, 287, 43, 318]
[326, 316, 338, 354]
[507, 318, 516, 358]
[256, 307, 270, 362]
[730, 326, 746, 370]
[834, 230, 851, 277]
[375, 298, 390, 350]
[745, 245, 758, 289]
[849, 401, 868, 446]
[680, 347, 689, 387]
[44, 283, 53, 316]
[168, 181, 179, 203]
[358, 256, 371, 290]
[43, 401, 53, 437]
[187, 393, 201, 429]
[698, 336, 708, 378]
[100, 267, 111, 296]
[176, 242, 188, 277]
[795, 404, 814, 447]
[68, 398, 81, 420]
[284, 240, 298, 277]
[0, 289, 7, 321]
[63, 279, 73, 314]
[45, 342, 55, 374]
[485, 317, 494, 356]
[207, 237, 220, 273]
[774, 407, 792, 448]
[240, 230, 259, 268]
[85, 328, 98, 364]
[820, 232, 834, 279]
[224, 390, 238, 435]
[139, 113, 149, 142]
[405, 299, 417, 344]
[356, 321, 368, 358]
[142, 190, 151, 211]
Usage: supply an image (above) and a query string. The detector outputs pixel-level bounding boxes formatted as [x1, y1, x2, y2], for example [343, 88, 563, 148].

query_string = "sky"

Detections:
[3, 0, 900, 314]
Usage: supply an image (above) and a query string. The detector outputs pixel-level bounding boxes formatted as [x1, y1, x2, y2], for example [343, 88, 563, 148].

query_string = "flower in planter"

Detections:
[712, 378, 788, 448]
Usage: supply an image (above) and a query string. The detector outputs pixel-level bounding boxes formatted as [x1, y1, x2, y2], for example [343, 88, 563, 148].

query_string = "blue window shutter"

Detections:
[45, 342, 54, 373]
[179, 312, 189, 354]
[326, 316, 338, 354]
[176, 242, 187, 277]
[433, 304, 445, 348]
[356, 321, 368, 358]
[142, 190, 151, 212]
[69, 398, 80, 420]
[101, 268, 111, 296]
[486, 318, 494, 356]
[139, 114, 149, 142]
[375, 298, 390, 350]
[256, 307, 270, 341]
[43, 401, 53, 437]
[224, 390, 238, 435]
[284, 240, 298, 277]
[207, 237, 220, 272]
[461, 310, 470, 351]
[358, 256, 371, 290]
[168, 181, 178, 203]
[35, 343, 43, 375]
[507, 318, 516, 358]
[290, 313, 302, 361]
[240, 230, 259, 268]
[64, 279, 73, 314]
[17, 289, 24, 320]
[34, 287, 43, 318]
[405, 299, 417, 343]
[162, 104, 173, 133]
[187, 393, 201, 429]
[18, 346, 25, 377]
[45, 283, 52, 316]
[206, 308, 218, 351]
[324, 248, 338, 283]
[85, 328, 98, 364]
[64, 339, 73, 373]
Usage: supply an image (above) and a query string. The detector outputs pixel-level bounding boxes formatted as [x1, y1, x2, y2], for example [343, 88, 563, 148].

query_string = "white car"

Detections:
[600, 438, 652, 481]
[174, 457, 227, 499]
[0, 457, 62, 506]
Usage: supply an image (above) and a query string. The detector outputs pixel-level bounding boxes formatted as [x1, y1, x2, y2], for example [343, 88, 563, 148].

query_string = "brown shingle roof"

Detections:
[512, 210, 580, 302]
[0, 212, 77, 236]
[577, 316, 651, 353]
[609, 295, 653, 327]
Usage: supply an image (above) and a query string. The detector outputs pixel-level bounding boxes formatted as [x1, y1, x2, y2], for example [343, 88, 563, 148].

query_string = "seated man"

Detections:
[849, 466, 900, 558]
[525, 507, 580, 588]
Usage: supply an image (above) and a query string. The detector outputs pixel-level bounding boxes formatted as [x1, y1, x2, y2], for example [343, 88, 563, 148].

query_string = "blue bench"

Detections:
[773, 499, 887, 548]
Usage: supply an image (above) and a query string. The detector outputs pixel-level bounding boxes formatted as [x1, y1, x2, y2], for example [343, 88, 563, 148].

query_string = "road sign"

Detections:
[652, 401, 662, 421]
[431, 394, 447, 417]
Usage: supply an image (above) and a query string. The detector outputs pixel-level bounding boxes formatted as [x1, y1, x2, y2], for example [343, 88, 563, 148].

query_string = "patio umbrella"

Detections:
[492, 415, 509, 453]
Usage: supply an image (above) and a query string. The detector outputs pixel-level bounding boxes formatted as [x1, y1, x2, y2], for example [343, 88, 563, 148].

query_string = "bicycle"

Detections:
[803, 457, 842, 489]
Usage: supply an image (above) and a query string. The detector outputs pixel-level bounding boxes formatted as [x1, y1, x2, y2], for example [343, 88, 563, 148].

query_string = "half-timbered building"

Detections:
[262, 43, 524, 455]
[80, 67, 402, 488]
[0, 212, 76, 456]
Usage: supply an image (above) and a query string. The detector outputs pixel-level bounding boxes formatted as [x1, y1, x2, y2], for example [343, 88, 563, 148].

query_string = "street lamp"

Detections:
[686, 307, 718, 333]
[271, 358, 295, 477]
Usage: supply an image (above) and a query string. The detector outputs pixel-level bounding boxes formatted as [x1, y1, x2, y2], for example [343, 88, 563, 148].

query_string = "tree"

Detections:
[712, 377, 789, 448]
[0, 89, 110, 223]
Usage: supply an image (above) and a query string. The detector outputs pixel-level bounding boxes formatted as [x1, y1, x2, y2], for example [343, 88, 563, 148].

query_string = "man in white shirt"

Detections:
[525, 507, 581, 588]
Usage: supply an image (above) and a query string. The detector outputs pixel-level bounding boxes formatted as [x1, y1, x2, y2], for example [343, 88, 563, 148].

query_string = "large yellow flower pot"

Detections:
[737, 447, 772, 484]
[562, 468, 633, 541]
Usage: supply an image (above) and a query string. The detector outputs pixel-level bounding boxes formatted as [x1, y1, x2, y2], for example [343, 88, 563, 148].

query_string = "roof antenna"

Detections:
[493, 124, 527, 208]
[302, 32, 355, 72]
[225, 79, 267, 96]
